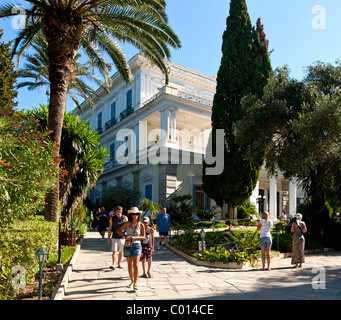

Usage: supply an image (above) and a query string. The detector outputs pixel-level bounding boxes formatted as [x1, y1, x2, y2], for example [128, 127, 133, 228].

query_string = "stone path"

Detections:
[63, 230, 341, 300]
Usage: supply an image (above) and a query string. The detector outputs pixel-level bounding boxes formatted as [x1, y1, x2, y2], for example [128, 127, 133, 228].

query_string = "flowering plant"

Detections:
[225, 226, 260, 260]
[0, 110, 60, 226]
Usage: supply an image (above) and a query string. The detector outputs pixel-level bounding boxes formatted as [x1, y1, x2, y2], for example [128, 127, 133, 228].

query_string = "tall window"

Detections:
[126, 89, 132, 109]
[124, 136, 128, 157]
[110, 101, 116, 119]
[97, 112, 102, 130]
[144, 184, 153, 201]
[194, 185, 205, 209]
[110, 143, 115, 162]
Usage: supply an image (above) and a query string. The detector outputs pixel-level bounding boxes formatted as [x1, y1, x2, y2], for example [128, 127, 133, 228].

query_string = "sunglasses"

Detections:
[130, 213, 139, 216]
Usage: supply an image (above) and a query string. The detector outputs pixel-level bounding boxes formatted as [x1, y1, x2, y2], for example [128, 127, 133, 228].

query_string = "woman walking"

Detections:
[141, 217, 155, 278]
[117, 207, 145, 291]
[291, 213, 307, 268]
[257, 211, 274, 271]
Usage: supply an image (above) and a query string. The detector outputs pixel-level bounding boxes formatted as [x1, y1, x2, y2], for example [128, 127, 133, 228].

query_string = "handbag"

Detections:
[296, 221, 305, 236]
[124, 223, 138, 248]
[124, 240, 132, 248]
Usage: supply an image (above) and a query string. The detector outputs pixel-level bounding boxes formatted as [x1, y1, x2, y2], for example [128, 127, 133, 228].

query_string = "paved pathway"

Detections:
[63, 229, 341, 300]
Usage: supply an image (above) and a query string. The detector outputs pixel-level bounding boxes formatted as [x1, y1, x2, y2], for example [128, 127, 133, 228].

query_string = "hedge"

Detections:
[0, 216, 58, 300]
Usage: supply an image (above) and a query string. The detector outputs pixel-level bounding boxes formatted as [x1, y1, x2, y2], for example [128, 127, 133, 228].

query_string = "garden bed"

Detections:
[15, 267, 65, 300]
[14, 244, 78, 300]
[166, 242, 283, 269]
[169, 227, 262, 267]
[168, 225, 333, 270]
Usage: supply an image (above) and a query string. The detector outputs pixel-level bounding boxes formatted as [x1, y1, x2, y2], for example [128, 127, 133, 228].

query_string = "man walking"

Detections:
[141, 204, 152, 224]
[107, 206, 127, 269]
[156, 207, 171, 251]
[97, 207, 109, 242]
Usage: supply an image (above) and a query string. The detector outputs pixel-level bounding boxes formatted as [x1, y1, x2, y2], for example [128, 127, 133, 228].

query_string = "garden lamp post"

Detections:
[200, 228, 206, 256]
[276, 229, 280, 252]
[35, 247, 48, 300]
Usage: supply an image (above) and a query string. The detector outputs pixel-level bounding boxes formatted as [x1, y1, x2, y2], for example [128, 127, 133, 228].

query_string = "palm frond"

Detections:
[90, 31, 133, 83]
[12, 20, 44, 65]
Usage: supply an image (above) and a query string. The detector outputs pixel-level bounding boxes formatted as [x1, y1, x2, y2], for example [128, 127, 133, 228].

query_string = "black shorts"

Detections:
[159, 231, 168, 236]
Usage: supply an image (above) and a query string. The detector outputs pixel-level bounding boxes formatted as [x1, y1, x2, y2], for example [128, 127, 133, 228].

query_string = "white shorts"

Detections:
[111, 238, 125, 252]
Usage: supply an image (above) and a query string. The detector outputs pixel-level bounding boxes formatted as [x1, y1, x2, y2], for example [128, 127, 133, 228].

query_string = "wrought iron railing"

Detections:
[105, 118, 117, 131]
[120, 107, 134, 120]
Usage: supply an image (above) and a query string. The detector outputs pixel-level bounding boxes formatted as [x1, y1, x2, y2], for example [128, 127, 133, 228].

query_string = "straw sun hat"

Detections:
[127, 207, 142, 214]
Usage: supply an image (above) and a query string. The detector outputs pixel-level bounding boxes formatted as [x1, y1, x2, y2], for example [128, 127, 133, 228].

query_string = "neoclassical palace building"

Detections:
[73, 53, 304, 220]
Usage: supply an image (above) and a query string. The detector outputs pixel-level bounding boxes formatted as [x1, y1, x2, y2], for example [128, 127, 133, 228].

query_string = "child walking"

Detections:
[141, 217, 155, 278]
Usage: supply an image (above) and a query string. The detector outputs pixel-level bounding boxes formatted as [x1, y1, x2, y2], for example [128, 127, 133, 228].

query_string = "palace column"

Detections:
[160, 108, 170, 140]
[289, 178, 297, 218]
[269, 175, 277, 220]
[170, 109, 177, 141]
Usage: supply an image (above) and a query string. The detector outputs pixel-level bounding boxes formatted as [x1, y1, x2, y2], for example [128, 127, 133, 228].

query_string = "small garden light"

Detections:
[35, 247, 48, 300]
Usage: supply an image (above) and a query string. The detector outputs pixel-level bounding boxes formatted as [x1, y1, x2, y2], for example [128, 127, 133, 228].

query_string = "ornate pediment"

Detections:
[141, 173, 154, 182]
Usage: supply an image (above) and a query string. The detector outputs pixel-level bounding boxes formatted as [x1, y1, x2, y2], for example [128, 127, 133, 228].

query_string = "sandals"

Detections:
[147, 272, 152, 278]
[128, 281, 138, 291]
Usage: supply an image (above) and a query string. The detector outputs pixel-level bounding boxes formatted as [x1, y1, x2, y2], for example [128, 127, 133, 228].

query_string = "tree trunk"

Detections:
[42, 15, 83, 222]
[228, 202, 237, 220]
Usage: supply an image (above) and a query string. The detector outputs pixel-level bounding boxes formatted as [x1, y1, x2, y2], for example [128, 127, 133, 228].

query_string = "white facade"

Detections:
[74, 53, 304, 219]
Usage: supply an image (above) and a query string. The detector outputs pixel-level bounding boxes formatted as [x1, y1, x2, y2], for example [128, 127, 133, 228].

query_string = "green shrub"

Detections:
[195, 206, 219, 221]
[32, 280, 55, 298]
[199, 246, 250, 265]
[0, 216, 58, 300]
[225, 226, 260, 259]
[237, 200, 259, 219]
[46, 245, 76, 267]
[271, 230, 292, 252]
[274, 221, 287, 231]
[165, 194, 196, 226]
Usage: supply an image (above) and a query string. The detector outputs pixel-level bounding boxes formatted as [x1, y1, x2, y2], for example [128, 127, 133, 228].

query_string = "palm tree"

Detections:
[0, 0, 181, 222]
[16, 31, 112, 110]
[21, 105, 109, 219]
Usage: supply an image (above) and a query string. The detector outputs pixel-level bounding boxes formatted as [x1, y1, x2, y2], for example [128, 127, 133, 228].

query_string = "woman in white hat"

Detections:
[117, 207, 145, 291]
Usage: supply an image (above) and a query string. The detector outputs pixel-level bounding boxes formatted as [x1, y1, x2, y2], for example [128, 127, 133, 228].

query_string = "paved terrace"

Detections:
[62, 229, 341, 300]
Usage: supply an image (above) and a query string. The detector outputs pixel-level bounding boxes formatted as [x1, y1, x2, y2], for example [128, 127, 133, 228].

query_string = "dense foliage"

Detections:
[0, 34, 59, 226]
[20, 105, 108, 219]
[235, 62, 341, 240]
[0, 114, 60, 226]
[0, 0, 181, 222]
[0, 29, 17, 109]
[101, 185, 141, 213]
[0, 216, 58, 300]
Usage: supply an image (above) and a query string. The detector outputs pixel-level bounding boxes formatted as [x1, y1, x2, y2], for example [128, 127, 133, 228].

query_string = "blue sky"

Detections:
[1, 0, 340, 112]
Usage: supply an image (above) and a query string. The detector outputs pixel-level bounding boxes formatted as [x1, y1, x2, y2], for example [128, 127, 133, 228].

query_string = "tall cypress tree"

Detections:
[202, 1, 272, 218]
[0, 30, 17, 111]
